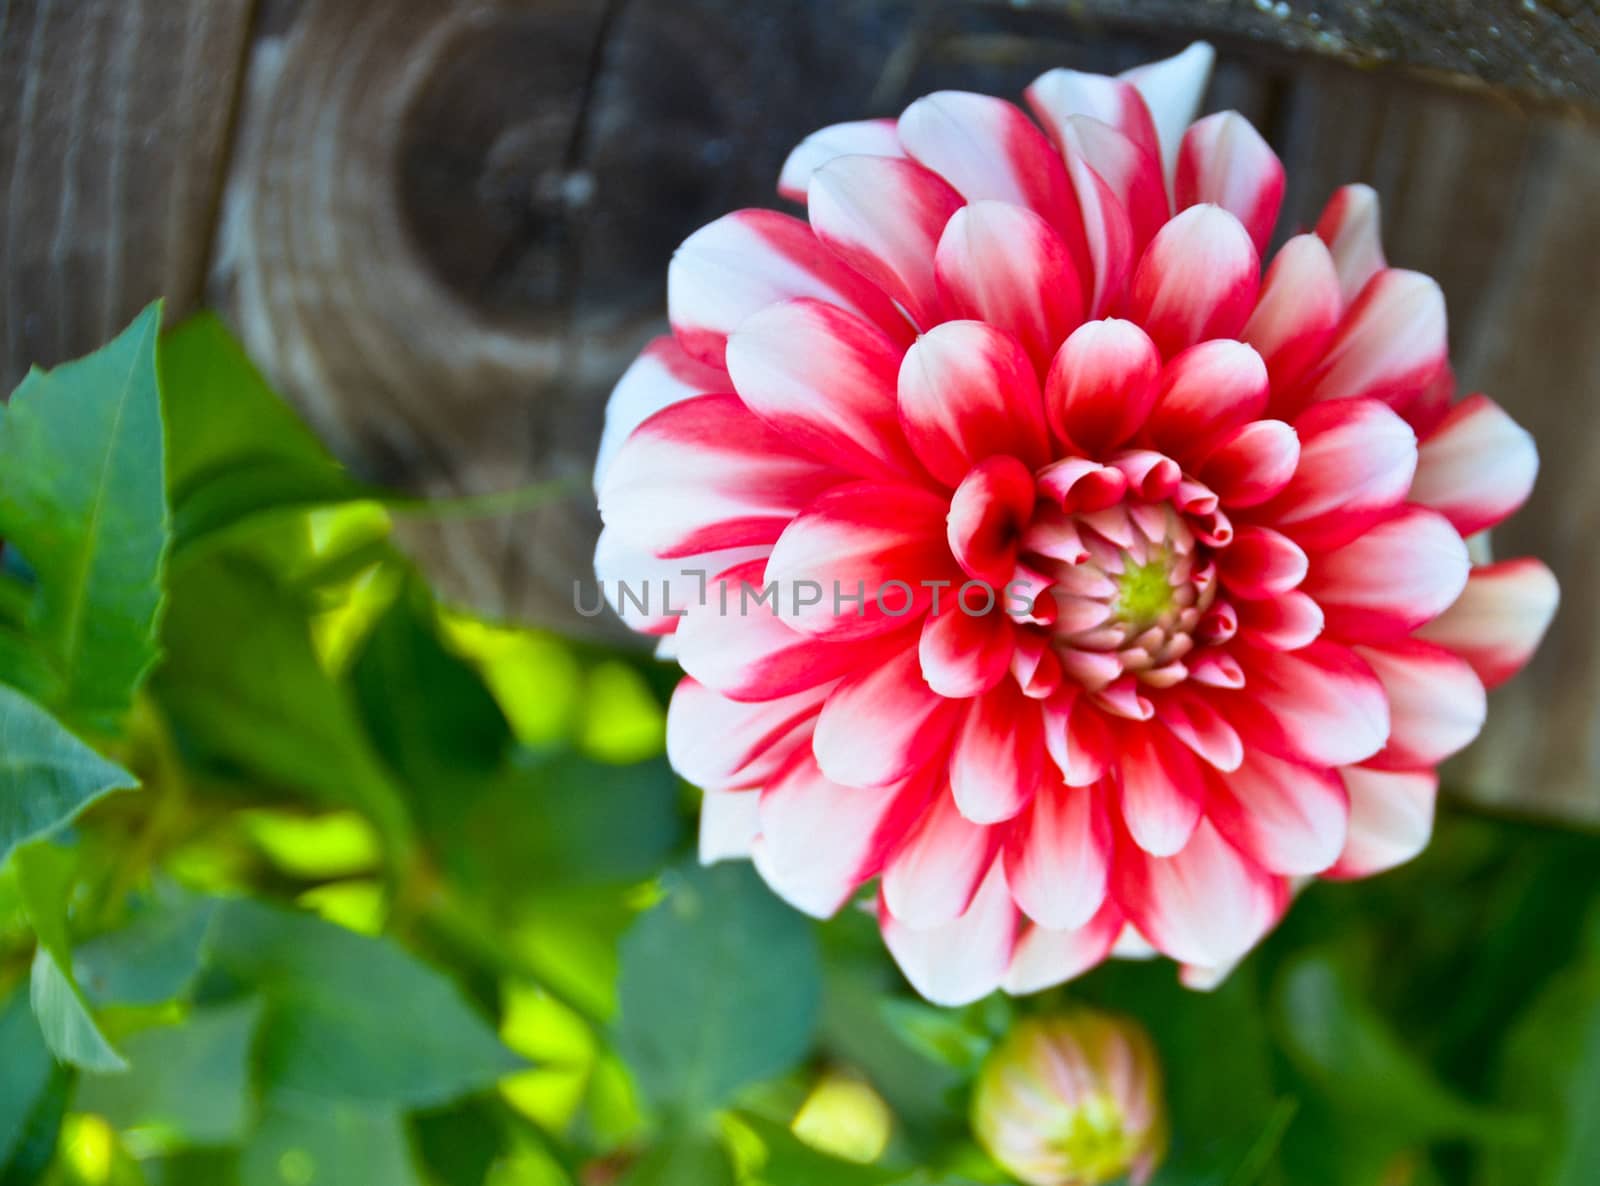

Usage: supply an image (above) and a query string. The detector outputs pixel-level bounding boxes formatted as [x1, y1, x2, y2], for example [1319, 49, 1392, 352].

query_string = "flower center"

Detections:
[1112, 553, 1178, 630]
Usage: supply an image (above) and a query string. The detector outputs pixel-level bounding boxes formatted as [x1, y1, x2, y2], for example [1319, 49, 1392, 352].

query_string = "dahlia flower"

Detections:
[594, 42, 1558, 1004]
[972, 1011, 1166, 1186]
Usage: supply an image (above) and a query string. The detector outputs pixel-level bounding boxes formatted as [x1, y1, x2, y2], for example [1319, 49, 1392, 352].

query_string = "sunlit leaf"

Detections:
[239, 1098, 423, 1186]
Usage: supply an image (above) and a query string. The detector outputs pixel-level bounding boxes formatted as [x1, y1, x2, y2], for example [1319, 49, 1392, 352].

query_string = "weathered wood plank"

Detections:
[0, 0, 256, 391]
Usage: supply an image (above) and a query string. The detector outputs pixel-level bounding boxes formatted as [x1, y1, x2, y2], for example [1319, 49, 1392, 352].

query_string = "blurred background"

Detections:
[1, 3, 1599, 1185]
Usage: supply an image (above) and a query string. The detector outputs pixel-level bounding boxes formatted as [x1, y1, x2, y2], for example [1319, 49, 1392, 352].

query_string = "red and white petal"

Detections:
[667, 676, 829, 789]
[1325, 766, 1437, 879]
[1231, 641, 1391, 767]
[1043, 690, 1113, 787]
[1154, 688, 1244, 772]
[1005, 785, 1112, 930]
[1146, 339, 1270, 459]
[1119, 41, 1216, 186]
[778, 118, 906, 202]
[1414, 559, 1559, 689]
[1112, 817, 1287, 969]
[667, 209, 910, 365]
[675, 559, 899, 700]
[948, 457, 1036, 586]
[1174, 111, 1285, 255]
[898, 320, 1051, 486]
[1025, 68, 1162, 167]
[598, 394, 842, 558]
[1003, 898, 1124, 995]
[1303, 506, 1469, 642]
[1243, 234, 1343, 406]
[1207, 749, 1349, 876]
[593, 527, 766, 635]
[1126, 204, 1260, 358]
[808, 155, 964, 329]
[951, 684, 1047, 825]
[699, 788, 763, 863]
[920, 607, 1014, 699]
[1234, 590, 1324, 651]
[882, 792, 1003, 928]
[1304, 269, 1447, 415]
[1059, 141, 1138, 319]
[813, 643, 961, 787]
[1044, 318, 1162, 453]
[1357, 640, 1487, 771]
[753, 753, 928, 917]
[595, 336, 731, 490]
[934, 202, 1086, 377]
[764, 482, 957, 639]
[1217, 525, 1308, 599]
[1265, 398, 1417, 552]
[1195, 419, 1299, 509]
[1115, 721, 1206, 857]
[1315, 183, 1386, 306]
[727, 298, 923, 481]
[1410, 394, 1539, 536]
[881, 859, 1017, 1007]
[897, 91, 1076, 233]
[1052, 114, 1168, 256]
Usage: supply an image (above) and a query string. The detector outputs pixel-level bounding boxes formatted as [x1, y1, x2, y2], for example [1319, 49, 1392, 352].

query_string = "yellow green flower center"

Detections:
[1112, 555, 1177, 629]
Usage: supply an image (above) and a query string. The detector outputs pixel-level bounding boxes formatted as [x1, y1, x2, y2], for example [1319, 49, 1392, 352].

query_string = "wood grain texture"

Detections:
[0, 0, 255, 392]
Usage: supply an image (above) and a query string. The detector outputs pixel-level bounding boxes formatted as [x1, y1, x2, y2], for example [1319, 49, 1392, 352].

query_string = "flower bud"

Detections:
[971, 1010, 1167, 1186]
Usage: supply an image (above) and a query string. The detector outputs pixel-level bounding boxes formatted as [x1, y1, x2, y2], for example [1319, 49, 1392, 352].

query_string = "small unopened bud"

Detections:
[971, 1011, 1167, 1186]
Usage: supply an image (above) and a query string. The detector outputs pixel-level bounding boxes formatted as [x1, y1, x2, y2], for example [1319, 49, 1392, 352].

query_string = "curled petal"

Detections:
[1050, 114, 1168, 254]
[948, 456, 1038, 586]
[778, 117, 906, 202]
[1303, 506, 1470, 642]
[1146, 338, 1270, 459]
[809, 155, 964, 328]
[1126, 204, 1260, 358]
[951, 683, 1048, 824]
[667, 208, 910, 365]
[1410, 394, 1539, 536]
[1044, 690, 1113, 787]
[1244, 234, 1343, 408]
[920, 607, 1014, 699]
[1195, 419, 1299, 509]
[1154, 688, 1244, 772]
[1414, 558, 1559, 689]
[1235, 590, 1324, 651]
[1218, 525, 1309, 599]
[1326, 766, 1437, 879]
[1315, 183, 1386, 306]
[1175, 111, 1286, 255]
[1045, 318, 1162, 453]
[881, 859, 1017, 1007]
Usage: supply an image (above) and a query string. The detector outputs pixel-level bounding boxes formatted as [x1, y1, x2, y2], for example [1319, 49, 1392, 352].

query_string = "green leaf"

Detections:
[239, 1099, 424, 1186]
[0, 304, 169, 728]
[616, 862, 821, 1118]
[621, 1133, 737, 1186]
[14, 841, 127, 1072]
[201, 899, 522, 1107]
[0, 981, 68, 1179]
[76, 998, 262, 1147]
[74, 883, 219, 1006]
[737, 1113, 902, 1186]
[160, 313, 369, 551]
[0, 683, 136, 864]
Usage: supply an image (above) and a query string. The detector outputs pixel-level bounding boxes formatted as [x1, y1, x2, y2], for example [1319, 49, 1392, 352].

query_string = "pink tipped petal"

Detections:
[920, 608, 1014, 699]
[726, 298, 923, 481]
[883, 792, 1003, 928]
[1326, 766, 1437, 879]
[1119, 42, 1217, 186]
[1045, 318, 1163, 453]
[754, 754, 929, 917]
[1126, 204, 1260, 358]
[1315, 183, 1386, 306]
[1235, 590, 1325, 651]
[951, 684, 1047, 825]
[1005, 785, 1112, 929]
[808, 155, 964, 328]
[1304, 506, 1470, 642]
[1195, 419, 1299, 509]
[1116, 722, 1206, 857]
[1266, 398, 1417, 552]
[1146, 339, 1270, 458]
[1112, 817, 1287, 969]
[1154, 688, 1244, 772]
[599, 394, 842, 558]
[1175, 111, 1286, 254]
[778, 118, 906, 202]
[595, 336, 731, 490]
[1207, 750, 1349, 875]
[1233, 641, 1391, 767]
[948, 456, 1038, 586]
[897, 91, 1076, 234]
[1025, 68, 1162, 166]
[699, 788, 763, 863]
[765, 483, 957, 639]
[934, 202, 1087, 376]
[1305, 269, 1448, 414]
[814, 643, 961, 787]
[667, 677, 829, 789]
[1218, 525, 1309, 599]
[1188, 651, 1245, 689]
[1357, 640, 1487, 771]
[667, 208, 910, 365]
[1414, 559, 1559, 689]
[1044, 691, 1114, 787]
[1244, 234, 1343, 406]
[881, 860, 1017, 1006]
[898, 320, 1051, 485]
[1410, 394, 1540, 536]
[1004, 898, 1124, 995]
